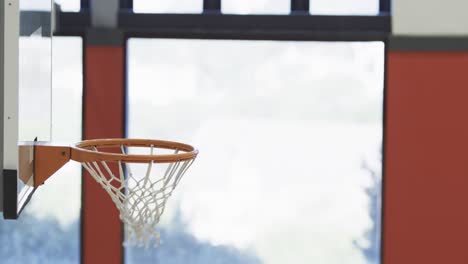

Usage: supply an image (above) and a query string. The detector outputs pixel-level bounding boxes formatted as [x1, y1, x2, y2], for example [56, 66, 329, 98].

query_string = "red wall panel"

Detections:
[384, 52, 468, 264]
[83, 46, 124, 264]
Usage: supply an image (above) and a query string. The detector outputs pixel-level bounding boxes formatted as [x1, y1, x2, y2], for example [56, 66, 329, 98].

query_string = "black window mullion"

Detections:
[379, 0, 391, 14]
[80, 0, 89, 11]
[120, 0, 133, 10]
[291, 0, 309, 14]
[203, 0, 221, 14]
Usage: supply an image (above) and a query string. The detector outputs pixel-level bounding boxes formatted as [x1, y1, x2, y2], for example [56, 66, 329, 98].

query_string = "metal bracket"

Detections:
[3, 142, 71, 219]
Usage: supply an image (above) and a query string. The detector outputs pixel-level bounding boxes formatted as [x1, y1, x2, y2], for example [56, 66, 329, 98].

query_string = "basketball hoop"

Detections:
[25, 139, 198, 247]
[71, 139, 198, 247]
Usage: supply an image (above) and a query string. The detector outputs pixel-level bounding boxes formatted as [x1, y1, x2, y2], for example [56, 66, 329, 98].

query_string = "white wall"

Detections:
[393, 0, 468, 36]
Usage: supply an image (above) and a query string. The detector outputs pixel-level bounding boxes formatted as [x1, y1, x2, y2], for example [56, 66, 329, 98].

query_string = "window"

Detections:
[131, 0, 383, 15]
[133, 0, 202, 14]
[55, 0, 81, 12]
[309, 0, 380, 15]
[21, 0, 52, 11]
[127, 39, 384, 264]
[0, 37, 83, 264]
[222, 0, 290, 14]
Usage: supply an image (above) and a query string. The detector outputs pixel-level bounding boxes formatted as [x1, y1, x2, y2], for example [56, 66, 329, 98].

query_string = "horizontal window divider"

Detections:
[55, 11, 390, 41]
[55, 11, 90, 36]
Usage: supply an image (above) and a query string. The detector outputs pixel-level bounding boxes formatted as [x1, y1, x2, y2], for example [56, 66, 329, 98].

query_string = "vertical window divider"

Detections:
[80, 0, 89, 12]
[120, 0, 133, 12]
[291, 0, 310, 14]
[203, 0, 221, 14]
[379, 0, 391, 15]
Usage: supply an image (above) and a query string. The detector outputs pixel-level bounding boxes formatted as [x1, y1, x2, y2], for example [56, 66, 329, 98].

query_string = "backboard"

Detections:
[1, 0, 53, 219]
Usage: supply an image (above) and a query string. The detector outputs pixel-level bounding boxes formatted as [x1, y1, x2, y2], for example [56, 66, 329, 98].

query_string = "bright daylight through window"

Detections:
[133, 0, 380, 14]
[309, 0, 379, 15]
[126, 39, 384, 264]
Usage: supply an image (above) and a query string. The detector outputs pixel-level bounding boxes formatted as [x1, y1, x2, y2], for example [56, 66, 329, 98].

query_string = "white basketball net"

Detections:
[81, 145, 195, 248]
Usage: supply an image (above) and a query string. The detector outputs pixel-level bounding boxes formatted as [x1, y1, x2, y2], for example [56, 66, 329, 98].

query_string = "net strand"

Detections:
[81, 145, 195, 248]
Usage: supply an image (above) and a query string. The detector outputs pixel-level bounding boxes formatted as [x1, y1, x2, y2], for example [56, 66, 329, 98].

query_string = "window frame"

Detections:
[55, 0, 391, 41]
[55, 1, 390, 263]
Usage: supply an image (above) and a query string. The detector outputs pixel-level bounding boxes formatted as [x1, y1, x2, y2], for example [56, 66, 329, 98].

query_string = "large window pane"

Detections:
[310, 0, 379, 15]
[127, 39, 384, 264]
[133, 0, 202, 14]
[21, 0, 51, 10]
[0, 37, 82, 263]
[55, 0, 81, 12]
[222, 0, 290, 14]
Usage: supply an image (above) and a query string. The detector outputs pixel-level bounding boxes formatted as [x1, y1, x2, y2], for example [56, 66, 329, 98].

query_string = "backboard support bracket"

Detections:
[3, 141, 71, 219]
